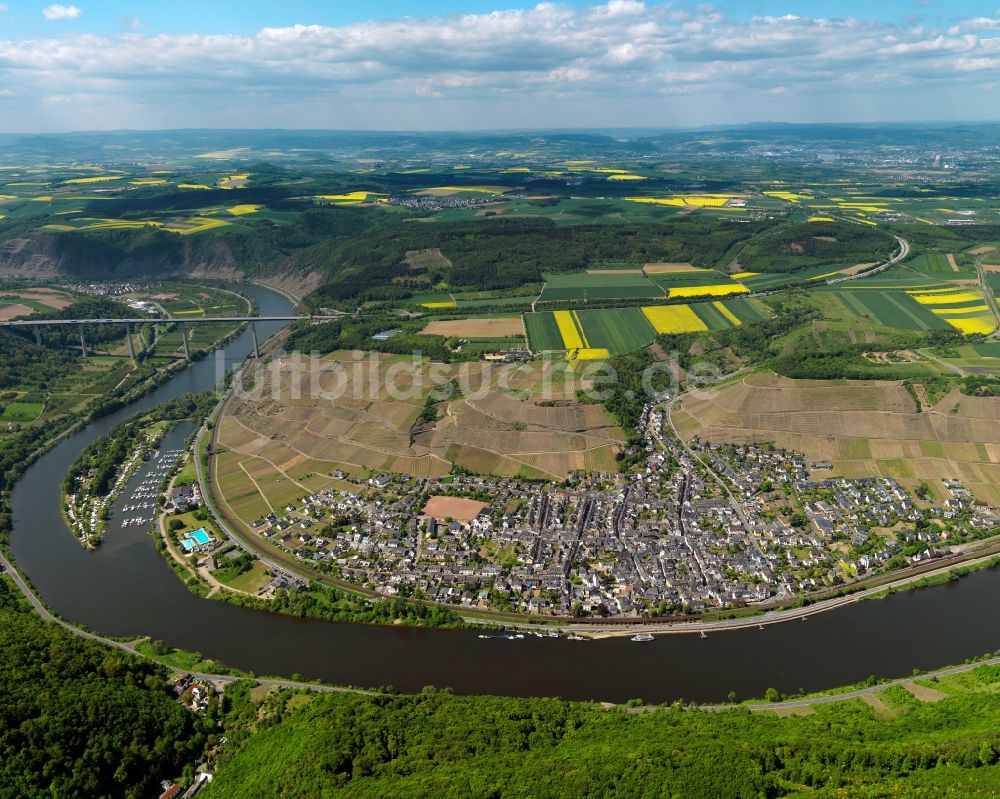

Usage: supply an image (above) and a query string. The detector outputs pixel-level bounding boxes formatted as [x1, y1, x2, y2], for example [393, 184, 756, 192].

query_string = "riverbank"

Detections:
[8, 541, 1000, 715]
[9, 281, 1000, 704]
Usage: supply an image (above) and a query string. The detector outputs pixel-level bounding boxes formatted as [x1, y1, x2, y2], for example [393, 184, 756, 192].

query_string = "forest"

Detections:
[735, 222, 896, 273]
[306, 216, 763, 306]
[202, 675, 1000, 799]
[0, 579, 206, 799]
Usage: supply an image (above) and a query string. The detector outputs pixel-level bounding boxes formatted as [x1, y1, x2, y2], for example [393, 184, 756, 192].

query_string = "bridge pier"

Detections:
[34, 328, 41, 346]
[180, 322, 191, 362]
[250, 321, 260, 358]
[126, 323, 137, 363]
[79, 330, 87, 358]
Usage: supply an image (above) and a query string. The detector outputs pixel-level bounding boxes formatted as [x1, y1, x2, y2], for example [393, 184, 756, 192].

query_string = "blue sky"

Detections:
[2, 1, 997, 34]
[0, 0, 1000, 38]
[1, 1, 999, 131]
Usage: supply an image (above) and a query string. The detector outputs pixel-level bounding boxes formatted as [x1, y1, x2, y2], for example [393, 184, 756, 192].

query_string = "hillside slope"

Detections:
[204, 678, 1000, 799]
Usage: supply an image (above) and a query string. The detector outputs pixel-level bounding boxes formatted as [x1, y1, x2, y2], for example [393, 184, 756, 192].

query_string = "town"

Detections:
[215, 401, 1000, 618]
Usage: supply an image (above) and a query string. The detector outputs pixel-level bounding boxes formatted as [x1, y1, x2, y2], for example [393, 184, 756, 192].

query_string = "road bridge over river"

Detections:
[0, 315, 338, 361]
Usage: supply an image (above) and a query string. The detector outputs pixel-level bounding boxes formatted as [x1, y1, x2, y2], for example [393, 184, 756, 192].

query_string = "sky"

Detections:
[1, 0, 999, 131]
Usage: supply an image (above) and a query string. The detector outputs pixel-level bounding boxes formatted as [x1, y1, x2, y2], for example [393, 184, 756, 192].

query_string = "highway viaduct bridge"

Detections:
[0, 316, 337, 362]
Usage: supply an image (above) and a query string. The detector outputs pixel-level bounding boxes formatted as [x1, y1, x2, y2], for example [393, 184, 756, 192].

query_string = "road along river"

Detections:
[9, 282, 1000, 704]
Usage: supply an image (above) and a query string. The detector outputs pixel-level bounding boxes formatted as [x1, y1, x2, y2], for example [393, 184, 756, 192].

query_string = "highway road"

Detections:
[826, 235, 910, 284]
[976, 255, 1000, 339]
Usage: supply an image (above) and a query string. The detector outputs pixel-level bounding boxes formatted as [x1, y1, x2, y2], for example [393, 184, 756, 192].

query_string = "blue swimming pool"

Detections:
[180, 528, 213, 552]
[189, 528, 211, 545]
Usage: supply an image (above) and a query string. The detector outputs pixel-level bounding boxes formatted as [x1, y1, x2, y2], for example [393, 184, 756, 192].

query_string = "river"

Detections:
[9, 282, 1000, 704]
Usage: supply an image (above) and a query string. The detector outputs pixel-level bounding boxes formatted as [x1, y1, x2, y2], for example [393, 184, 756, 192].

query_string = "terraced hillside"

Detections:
[674, 372, 1000, 505]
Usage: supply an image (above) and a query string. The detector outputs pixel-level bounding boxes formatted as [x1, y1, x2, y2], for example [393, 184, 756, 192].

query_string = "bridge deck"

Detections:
[0, 316, 336, 326]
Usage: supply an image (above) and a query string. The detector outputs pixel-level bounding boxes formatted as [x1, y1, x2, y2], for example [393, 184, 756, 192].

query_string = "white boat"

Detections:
[631, 634, 655, 642]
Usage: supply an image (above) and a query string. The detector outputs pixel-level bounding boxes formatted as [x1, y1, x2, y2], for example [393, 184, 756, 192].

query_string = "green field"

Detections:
[0, 296, 61, 314]
[690, 302, 734, 330]
[909, 253, 949, 272]
[526, 297, 769, 354]
[718, 297, 769, 324]
[410, 292, 454, 305]
[574, 307, 657, 354]
[524, 312, 564, 350]
[454, 296, 535, 309]
[834, 290, 952, 331]
[737, 266, 845, 291]
[537, 272, 664, 303]
[971, 342, 1000, 358]
[834, 271, 952, 291]
[0, 401, 44, 421]
[646, 269, 736, 288]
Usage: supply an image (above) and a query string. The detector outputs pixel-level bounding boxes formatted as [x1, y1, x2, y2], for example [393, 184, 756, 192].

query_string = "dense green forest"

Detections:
[203, 676, 1000, 799]
[306, 216, 763, 306]
[0, 579, 205, 799]
[736, 222, 896, 273]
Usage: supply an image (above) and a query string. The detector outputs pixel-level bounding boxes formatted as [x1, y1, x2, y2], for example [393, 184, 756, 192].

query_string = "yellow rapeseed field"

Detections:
[641, 305, 708, 334]
[763, 190, 812, 202]
[64, 175, 124, 184]
[315, 191, 383, 203]
[936, 304, 991, 314]
[227, 204, 261, 215]
[627, 195, 737, 207]
[421, 301, 457, 309]
[554, 310, 586, 349]
[606, 174, 646, 181]
[668, 284, 749, 299]
[566, 348, 610, 361]
[713, 302, 742, 326]
[42, 218, 163, 232]
[165, 217, 231, 235]
[909, 291, 983, 305]
[941, 315, 997, 335]
[729, 271, 758, 279]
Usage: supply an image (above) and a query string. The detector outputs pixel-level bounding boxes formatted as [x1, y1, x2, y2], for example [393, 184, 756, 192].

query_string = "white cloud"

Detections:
[117, 17, 147, 31]
[0, 2, 998, 129]
[42, 4, 82, 20]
